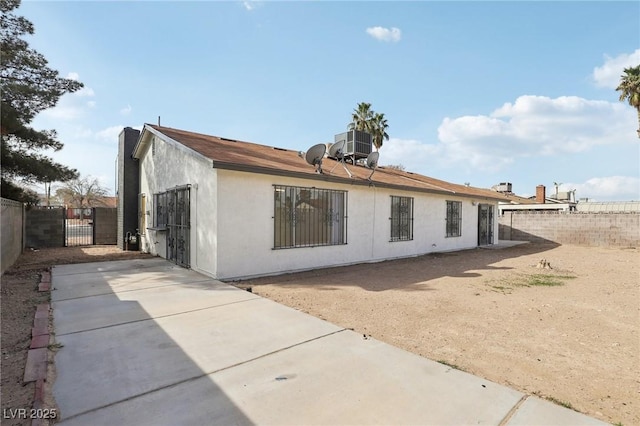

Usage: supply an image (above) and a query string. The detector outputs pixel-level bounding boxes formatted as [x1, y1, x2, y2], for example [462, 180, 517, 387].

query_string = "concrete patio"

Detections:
[50, 258, 606, 425]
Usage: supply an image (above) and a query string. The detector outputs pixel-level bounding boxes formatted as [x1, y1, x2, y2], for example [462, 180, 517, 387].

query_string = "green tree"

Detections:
[55, 175, 109, 208]
[370, 112, 389, 150]
[615, 64, 640, 138]
[347, 102, 390, 151]
[348, 102, 374, 132]
[1, 0, 82, 202]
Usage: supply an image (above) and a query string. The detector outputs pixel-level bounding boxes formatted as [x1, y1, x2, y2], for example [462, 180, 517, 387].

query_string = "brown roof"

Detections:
[145, 124, 510, 202]
[498, 193, 539, 204]
[98, 196, 118, 208]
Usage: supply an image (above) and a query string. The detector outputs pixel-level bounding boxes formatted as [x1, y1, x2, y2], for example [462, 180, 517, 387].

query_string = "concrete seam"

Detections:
[57, 328, 347, 422]
[51, 279, 215, 302]
[51, 261, 166, 278]
[55, 297, 262, 337]
[498, 394, 529, 425]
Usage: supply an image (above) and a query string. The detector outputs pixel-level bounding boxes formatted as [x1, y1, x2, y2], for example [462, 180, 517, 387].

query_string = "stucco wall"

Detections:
[215, 170, 498, 280]
[138, 133, 218, 277]
[499, 211, 640, 247]
[1, 198, 24, 274]
[139, 131, 500, 280]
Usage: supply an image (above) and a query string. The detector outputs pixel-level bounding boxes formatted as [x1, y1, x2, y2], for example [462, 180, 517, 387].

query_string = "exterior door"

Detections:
[166, 186, 190, 268]
[477, 204, 494, 246]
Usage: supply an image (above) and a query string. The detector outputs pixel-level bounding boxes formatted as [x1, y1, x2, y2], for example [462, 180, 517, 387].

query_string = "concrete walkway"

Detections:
[51, 258, 605, 425]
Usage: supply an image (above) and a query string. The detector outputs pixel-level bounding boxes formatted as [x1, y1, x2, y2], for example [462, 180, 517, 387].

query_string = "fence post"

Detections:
[22, 202, 26, 252]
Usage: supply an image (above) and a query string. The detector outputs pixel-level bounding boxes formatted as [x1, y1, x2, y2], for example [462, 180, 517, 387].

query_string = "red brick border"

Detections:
[25, 303, 50, 382]
[38, 271, 51, 292]
[25, 272, 54, 425]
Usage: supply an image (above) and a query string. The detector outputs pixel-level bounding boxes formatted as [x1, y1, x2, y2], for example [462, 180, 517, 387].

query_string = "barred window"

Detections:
[154, 192, 168, 228]
[446, 200, 462, 237]
[274, 185, 347, 249]
[390, 196, 413, 241]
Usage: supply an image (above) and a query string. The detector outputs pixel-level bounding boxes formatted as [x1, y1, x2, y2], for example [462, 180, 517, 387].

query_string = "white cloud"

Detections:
[75, 87, 95, 97]
[242, 1, 262, 11]
[94, 174, 115, 194]
[366, 26, 402, 43]
[73, 126, 93, 139]
[96, 125, 126, 143]
[592, 49, 640, 89]
[437, 95, 636, 171]
[41, 104, 83, 120]
[66, 72, 80, 80]
[379, 138, 441, 172]
[40, 83, 95, 120]
[120, 104, 132, 115]
[561, 176, 640, 201]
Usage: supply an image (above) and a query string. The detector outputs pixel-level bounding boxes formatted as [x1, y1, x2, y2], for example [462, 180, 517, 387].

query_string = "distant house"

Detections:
[98, 196, 118, 208]
[576, 201, 640, 213]
[495, 183, 577, 214]
[130, 124, 510, 280]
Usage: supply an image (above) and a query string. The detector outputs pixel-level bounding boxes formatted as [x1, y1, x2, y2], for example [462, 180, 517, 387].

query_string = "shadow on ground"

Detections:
[52, 259, 254, 425]
[239, 242, 559, 292]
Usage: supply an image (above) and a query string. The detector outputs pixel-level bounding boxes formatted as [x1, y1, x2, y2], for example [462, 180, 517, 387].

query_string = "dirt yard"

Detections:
[1, 246, 151, 426]
[1, 244, 637, 425]
[243, 243, 639, 425]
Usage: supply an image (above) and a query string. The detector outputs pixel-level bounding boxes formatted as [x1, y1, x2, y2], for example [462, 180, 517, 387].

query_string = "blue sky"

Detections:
[22, 0, 640, 201]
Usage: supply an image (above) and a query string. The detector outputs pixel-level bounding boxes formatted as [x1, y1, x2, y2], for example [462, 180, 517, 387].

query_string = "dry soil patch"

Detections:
[244, 243, 639, 425]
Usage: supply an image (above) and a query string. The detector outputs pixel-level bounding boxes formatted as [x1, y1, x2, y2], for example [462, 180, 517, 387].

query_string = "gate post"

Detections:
[92, 207, 96, 245]
[63, 208, 68, 247]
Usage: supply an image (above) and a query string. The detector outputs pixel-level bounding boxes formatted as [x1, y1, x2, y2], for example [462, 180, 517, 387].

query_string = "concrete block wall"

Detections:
[1, 198, 25, 274]
[499, 211, 640, 247]
[25, 209, 65, 248]
[94, 208, 117, 245]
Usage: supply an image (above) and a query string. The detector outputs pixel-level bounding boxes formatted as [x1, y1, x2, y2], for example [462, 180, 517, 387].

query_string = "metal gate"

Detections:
[65, 208, 94, 246]
[166, 186, 190, 268]
[477, 204, 494, 246]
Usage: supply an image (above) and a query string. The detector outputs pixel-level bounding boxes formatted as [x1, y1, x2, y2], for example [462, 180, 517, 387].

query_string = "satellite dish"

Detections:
[328, 140, 345, 160]
[328, 140, 353, 178]
[304, 143, 327, 174]
[366, 151, 379, 169]
[366, 151, 379, 180]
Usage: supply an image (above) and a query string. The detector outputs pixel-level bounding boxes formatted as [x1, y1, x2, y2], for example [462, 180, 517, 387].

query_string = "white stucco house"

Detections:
[131, 124, 510, 280]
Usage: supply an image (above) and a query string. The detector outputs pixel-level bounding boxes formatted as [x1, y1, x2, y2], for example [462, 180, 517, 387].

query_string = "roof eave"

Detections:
[211, 161, 506, 201]
[131, 124, 152, 159]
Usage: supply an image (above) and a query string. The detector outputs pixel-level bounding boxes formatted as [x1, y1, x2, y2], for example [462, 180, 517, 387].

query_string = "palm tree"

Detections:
[348, 102, 374, 132]
[370, 112, 389, 151]
[615, 65, 640, 138]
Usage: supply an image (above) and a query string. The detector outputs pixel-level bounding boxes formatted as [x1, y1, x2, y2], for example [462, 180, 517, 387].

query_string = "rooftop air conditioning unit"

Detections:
[494, 182, 512, 193]
[334, 130, 372, 161]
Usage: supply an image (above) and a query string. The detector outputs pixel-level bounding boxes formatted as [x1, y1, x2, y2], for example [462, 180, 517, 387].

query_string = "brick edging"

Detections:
[23, 270, 53, 425]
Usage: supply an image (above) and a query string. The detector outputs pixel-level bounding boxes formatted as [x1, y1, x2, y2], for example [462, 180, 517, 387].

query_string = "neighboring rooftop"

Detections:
[137, 124, 510, 202]
[576, 201, 640, 213]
